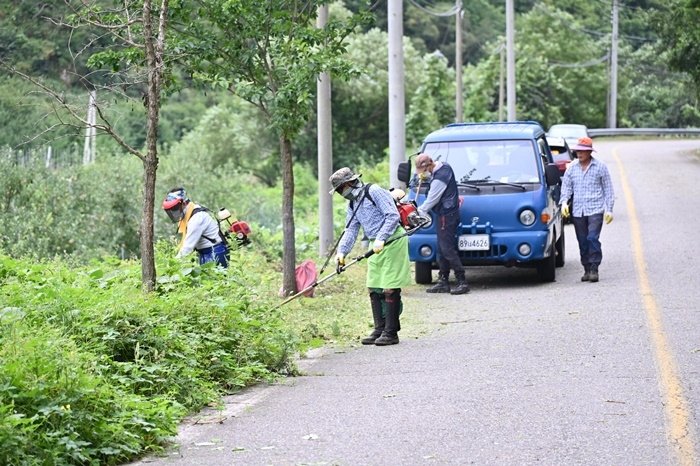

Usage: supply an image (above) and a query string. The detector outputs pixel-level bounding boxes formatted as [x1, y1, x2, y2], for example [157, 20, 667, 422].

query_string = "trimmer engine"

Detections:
[390, 188, 425, 230]
[218, 208, 252, 247]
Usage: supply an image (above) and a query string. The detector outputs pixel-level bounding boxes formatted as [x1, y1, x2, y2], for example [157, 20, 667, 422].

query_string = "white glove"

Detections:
[561, 204, 570, 218]
[604, 212, 613, 224]
[373, 239, 385, 254]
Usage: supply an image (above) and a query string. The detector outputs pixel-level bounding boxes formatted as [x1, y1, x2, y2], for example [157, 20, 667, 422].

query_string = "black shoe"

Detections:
[361, 329, 383, 345]
[426, 276, 450, 293]
[374, 333, 399, 346]
[589, 265, 599, 282]
[581, 271, 590, 282]
[450, 281, 470, 295]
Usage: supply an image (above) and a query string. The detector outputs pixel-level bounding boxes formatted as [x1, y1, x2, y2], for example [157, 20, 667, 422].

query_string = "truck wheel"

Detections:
[555, 228, 565, 268]
[537, 242, 556, 282]
[415, 261, 433, 284]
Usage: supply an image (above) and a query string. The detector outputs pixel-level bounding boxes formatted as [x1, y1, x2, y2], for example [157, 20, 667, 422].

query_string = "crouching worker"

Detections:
[162, 187, 229, 267]
[329, 168, 411, 346]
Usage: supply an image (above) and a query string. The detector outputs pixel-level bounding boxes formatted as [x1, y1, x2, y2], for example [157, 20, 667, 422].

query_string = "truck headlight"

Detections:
[419, 245, 433, 258]
[519, 209, 536, 226]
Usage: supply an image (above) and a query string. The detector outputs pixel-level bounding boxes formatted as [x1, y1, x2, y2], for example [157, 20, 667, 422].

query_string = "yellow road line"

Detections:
[613, 148, 696, 465]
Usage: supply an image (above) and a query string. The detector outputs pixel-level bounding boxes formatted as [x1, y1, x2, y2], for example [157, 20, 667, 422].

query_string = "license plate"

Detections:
[458, 234, 490, 251]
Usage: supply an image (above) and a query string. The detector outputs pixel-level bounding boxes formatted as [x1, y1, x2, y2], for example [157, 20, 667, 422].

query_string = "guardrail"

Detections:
[589, 128, 700, 137]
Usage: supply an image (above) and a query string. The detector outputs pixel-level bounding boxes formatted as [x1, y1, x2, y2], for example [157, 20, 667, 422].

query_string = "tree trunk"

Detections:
[141, 158, 158, 292]
[140, 0, 163, 292]
[280, 136, 297, 295]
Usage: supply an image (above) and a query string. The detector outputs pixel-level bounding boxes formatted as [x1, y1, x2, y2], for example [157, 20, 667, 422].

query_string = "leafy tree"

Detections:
[1, 0, 173, 292]
[654, 0, 700, 98]
[462, 5, 608, 130]
[622, 43, 700, 127]
[317, 28, 426, 168]
[170, 0, 373, 294]
[405, 52, 456, 151]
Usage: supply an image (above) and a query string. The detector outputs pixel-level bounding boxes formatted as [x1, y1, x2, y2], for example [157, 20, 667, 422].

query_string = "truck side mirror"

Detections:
[545, 164, 561, 186]
[397, 161, 412, 184]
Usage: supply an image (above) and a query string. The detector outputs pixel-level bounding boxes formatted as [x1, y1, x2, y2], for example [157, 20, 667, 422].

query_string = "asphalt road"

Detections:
[132, 139, 700, 466]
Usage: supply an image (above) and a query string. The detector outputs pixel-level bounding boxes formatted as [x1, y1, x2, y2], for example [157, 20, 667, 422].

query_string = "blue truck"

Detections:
[397, 121, 565, 283]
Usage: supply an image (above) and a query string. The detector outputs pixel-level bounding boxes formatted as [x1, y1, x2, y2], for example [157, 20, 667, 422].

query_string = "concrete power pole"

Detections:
[317, 5, 334, 257]
[455, 1, 463, 123]
[608, 0, 619, 129]
[388, 0, 406, 189]
[505, 0, 516, 121]
[498, 44, 505, 122]
[83, 90, 96, 165]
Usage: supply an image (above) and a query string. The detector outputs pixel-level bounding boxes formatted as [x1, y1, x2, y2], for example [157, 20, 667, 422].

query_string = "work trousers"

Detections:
[572, 213, 604, 270]
[436, 210, 464, 279]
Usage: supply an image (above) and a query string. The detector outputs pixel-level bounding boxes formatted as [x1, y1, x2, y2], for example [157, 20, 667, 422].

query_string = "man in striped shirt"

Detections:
[559, 137, 615, 282]
[330, 167, 411, 346]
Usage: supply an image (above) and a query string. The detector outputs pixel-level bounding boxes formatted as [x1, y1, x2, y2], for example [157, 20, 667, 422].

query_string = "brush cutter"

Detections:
[269, 220, 427, 311]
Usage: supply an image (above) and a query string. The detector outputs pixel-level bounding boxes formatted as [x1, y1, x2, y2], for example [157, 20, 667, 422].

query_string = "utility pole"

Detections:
[83, 90, 96, 165]
[316, 5, 334, 257]
[608, 0, 619, 129]
[498, 43, 505, 122]
[388, 0, 405, 189]
[455, 1, 463, 123]
[505, 0, 516, 121]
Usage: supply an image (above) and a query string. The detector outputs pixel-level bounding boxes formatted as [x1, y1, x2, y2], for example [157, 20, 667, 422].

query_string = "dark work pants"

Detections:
[572, 213, 604, 270]
[436, 210, 465, 279]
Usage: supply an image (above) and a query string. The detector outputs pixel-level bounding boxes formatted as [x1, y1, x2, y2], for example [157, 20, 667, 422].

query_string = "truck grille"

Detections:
[460, 245, 507, 259]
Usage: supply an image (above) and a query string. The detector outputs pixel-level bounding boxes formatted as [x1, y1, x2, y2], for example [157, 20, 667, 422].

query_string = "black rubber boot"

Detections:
[375, 290, 401, 346]
[581, 265, 591, 282]
[362, 292, 385, 345]
[589, 264, 599, 283]
[426, 274, 450, 293]
[450, 274, 470, 295]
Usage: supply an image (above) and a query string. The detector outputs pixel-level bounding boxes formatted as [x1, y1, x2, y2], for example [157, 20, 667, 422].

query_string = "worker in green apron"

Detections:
[329, 167, 411, 346]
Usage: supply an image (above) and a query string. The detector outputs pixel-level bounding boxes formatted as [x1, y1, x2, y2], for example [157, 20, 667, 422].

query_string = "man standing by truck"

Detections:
[414, 154, 470, 295]
[559, 137, 615, 282]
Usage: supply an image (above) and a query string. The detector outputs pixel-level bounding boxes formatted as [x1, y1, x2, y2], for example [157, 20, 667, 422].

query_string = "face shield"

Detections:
[165, 204, 185, 223]
[162, 189, 188, 223]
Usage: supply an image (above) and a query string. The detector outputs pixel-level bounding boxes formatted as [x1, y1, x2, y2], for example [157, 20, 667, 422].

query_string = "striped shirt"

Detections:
[338, 184, 401, 256]
[560, 157, 615, 216]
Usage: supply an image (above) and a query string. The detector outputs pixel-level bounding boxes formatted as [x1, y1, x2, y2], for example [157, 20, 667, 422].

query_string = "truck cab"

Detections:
[397, 121, 565, 283]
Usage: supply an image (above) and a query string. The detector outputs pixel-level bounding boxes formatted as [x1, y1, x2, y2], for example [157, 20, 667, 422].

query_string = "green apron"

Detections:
[366, 226, 412, 289]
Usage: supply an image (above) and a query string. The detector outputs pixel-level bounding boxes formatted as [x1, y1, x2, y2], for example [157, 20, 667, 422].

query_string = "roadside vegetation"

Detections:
[0, 154, 382, 464]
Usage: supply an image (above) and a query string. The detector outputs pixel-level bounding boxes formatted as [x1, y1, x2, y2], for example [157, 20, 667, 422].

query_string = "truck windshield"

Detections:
[423, 139, 540, 184]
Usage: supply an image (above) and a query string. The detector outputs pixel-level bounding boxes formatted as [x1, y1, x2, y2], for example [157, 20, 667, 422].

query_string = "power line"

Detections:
[406, 0, 459, 17]
[549, 52, 610, 68]
[535, 4, 657, 43]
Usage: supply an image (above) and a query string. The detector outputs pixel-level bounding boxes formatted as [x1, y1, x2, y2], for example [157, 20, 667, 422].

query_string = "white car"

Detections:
[547, 124, 590, 149]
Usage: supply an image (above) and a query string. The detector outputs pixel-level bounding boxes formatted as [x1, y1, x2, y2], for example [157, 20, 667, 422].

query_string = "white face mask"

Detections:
[418, 171, 431, 181]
